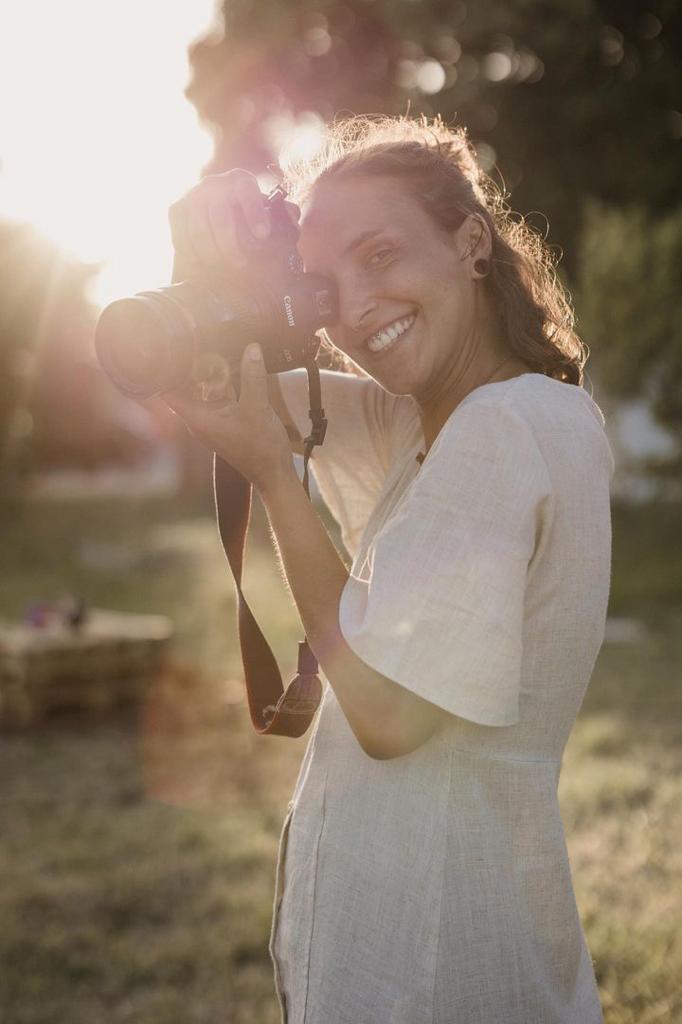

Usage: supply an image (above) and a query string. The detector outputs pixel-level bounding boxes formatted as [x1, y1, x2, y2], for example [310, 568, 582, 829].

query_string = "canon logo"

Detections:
[283, 295, 295, 327]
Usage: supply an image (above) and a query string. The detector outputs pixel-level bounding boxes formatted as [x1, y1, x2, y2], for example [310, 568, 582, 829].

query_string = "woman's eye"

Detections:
[366, 248, 393, 268]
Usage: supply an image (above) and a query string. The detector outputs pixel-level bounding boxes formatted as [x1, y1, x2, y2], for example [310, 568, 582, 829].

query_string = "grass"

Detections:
[0, 492, 680, 1023]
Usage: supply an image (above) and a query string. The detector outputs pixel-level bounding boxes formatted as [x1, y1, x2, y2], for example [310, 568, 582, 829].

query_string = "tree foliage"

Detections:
[577, 201, 682, 440]
[187, 0, 682, 457]
[0, 222, 91, 471]
[0, 221, 149, 480]
[189, 0, 680, 256]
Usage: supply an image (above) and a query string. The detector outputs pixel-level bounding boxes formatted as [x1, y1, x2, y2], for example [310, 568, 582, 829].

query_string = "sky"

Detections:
[0, 1, 220, 307]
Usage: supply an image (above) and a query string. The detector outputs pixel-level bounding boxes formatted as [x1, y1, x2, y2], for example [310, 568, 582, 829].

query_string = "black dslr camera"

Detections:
[94, 187, 338, 400]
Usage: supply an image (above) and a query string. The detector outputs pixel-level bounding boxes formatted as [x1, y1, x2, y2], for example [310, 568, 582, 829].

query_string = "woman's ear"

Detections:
[456, 214, 492, 277]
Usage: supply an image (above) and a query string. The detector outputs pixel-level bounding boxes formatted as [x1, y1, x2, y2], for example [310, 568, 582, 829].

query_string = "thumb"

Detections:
[239, 342, 268, 410]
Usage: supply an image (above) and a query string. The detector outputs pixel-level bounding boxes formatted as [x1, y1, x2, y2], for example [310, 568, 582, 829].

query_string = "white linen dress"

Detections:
[268, 368, 614, 1024]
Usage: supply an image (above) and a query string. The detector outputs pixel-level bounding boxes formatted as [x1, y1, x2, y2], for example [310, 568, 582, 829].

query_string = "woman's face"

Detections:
[297, 173, 481, 398]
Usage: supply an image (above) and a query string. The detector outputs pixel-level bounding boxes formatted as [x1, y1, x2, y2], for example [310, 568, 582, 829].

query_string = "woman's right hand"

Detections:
[168, 169, 272, 277]
[166, 170, 306, 453]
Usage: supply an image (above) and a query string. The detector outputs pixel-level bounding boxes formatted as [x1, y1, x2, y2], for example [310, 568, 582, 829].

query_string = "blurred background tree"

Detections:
[577, 202, 682, 481]
[0, 219, 153, 485]
[188, 0, 682, 472]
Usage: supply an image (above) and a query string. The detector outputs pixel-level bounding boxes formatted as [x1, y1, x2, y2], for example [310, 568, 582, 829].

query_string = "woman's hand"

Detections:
[162, 342, 296, 495]
[168, 167, 299, 275]
[169, 168, 270, 272]
[162, 169, 303, 486]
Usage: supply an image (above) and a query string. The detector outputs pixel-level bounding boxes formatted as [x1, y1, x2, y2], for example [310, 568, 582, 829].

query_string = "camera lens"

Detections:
[95, 293, 195, 398]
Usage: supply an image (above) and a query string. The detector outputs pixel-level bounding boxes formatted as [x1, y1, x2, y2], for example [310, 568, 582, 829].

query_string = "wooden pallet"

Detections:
[0, 609, 174, 725]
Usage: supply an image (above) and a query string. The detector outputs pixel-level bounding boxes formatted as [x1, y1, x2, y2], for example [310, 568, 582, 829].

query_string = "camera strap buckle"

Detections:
[305, 413, 327, 449]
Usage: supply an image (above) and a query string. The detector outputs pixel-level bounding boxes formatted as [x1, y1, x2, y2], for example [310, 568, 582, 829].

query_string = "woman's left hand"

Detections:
[162, 342, 295, 493]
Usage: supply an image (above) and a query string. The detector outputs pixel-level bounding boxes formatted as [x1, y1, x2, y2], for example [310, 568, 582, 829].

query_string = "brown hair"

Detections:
[283, 114, 587, 386]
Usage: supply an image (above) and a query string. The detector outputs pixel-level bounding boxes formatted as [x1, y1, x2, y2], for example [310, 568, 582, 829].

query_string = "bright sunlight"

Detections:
[0, 1, 218, 307]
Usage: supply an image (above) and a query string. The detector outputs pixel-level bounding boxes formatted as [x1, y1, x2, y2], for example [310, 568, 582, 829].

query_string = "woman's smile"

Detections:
[365, 313, 417, 355]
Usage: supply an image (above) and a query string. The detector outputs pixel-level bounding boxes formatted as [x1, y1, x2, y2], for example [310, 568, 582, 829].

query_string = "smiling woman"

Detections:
[161, 113, 614, 1024]
[0, 0, 216, 306]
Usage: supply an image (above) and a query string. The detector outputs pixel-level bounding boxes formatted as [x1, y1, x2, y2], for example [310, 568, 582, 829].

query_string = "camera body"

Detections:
[94, 188, 338, 400]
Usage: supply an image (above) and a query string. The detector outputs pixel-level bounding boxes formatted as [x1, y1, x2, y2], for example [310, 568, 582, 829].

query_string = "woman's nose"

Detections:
[338, 279, 377, 335]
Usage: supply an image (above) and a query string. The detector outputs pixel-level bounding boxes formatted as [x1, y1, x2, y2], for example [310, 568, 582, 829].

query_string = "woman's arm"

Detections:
[260, 462, 449, 760]
[162, 343, 447, 759]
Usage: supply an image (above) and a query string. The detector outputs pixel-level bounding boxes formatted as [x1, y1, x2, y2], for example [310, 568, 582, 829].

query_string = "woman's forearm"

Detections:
[257, 463, 409, 758]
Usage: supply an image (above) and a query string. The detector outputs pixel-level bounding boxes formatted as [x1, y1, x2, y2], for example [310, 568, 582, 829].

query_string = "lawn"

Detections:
[0, 490, 680, 1023]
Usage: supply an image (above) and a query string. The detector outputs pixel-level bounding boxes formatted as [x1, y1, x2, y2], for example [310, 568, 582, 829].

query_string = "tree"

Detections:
[0, 221, 91, 474]
[185, 0, 682, 450]
[577, 201, 682, 476]
[0, 220, 153, 487]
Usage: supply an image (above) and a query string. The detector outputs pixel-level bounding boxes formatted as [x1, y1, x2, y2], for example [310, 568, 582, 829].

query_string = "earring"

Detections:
[474, 258, 490, 277]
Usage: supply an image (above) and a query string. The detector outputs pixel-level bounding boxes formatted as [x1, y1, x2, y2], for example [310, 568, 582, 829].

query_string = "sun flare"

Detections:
[0, 1, 218, 308]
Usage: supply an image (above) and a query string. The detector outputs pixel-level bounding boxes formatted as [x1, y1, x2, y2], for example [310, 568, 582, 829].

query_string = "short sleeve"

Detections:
[277, 368, 420, 559]
[338, 398, 553, 727]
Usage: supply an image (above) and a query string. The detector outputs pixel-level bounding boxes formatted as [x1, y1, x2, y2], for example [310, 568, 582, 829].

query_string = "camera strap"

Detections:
[213, 355, 327, 736]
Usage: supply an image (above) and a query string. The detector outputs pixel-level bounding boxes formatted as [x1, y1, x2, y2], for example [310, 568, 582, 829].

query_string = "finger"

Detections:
[238, 343, 268, 411]
[199, 173, 252, 268]
[206, 192, 244, 268]
[162, 377, 215, 417]
[191, 352, 234, 393]
[185, 192, 226, 267]
[230, 172, 270, 241]
[141, 395, 173, 419]
[168, 199, 200, 275]
[200, 170, 268, 266]
[200, 376, 238, 404]
[162, 387, 204, 423]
